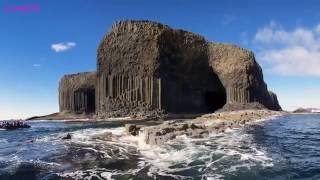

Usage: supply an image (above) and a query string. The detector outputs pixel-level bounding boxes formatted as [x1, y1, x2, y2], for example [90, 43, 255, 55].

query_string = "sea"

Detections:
[0, 114, 319, 180]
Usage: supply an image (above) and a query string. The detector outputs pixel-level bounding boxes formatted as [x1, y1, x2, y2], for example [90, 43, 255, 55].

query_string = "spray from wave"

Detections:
[53, 122, 274, 179]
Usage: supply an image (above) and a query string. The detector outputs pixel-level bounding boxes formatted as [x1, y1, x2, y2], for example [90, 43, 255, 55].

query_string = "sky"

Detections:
[1, 0, 320, 119]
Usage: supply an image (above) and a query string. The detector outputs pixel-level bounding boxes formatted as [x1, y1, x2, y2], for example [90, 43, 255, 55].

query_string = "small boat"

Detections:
[0, 120, 31, 130]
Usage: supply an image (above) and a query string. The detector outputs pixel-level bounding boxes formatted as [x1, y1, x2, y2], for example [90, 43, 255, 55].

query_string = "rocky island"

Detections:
[4, 1, 319, 178]
[29, 20, 281, 121]
[293, 107, 320, 113]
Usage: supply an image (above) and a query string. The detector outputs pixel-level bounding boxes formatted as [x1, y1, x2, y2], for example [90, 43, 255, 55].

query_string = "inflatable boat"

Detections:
[0, 121, 30, 130]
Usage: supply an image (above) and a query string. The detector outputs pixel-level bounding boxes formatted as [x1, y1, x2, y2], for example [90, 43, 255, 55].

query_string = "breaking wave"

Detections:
[54, 123, 274, 179]
[2, 114, 320, 179]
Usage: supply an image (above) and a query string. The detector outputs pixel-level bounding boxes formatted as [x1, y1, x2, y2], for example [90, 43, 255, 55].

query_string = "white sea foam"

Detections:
[106, 116, 131, 121]
[28, 159, 61, 167]
[251, 114, 282, 124]
[59, 167, 146, 180]
[107, 127, 269, 178]
[0, 138, 8, 143]
[123, 126, 274, 179]
[34, 135, 58, 143]
[70, 127, 125, 143]
[51, 120, 275, 179]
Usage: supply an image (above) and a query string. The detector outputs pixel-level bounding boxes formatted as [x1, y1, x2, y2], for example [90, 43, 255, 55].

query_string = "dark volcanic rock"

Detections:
[57, 20, 281, 119]
[59, 72, 96, 114]
[125, 124, 144, 136]
[97, 20, 226, 118]
[208, 43, 281, 111]
[62, 133, 72, 140]
[142, 122, 208, 145]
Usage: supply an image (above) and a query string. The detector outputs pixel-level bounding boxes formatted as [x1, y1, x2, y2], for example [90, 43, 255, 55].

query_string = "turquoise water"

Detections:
[0, 114, 319, 179]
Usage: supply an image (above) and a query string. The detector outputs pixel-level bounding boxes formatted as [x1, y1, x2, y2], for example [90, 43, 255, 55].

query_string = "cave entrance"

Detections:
[74, 88, 95, 113]
[204, 90, 226, 112]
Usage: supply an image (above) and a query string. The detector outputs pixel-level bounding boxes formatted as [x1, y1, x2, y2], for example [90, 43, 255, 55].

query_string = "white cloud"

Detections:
[315, 24, 320, 34]
[254, 21, 320, 77]
[51, 42, 76, 52]
[32, 64, 41, 67]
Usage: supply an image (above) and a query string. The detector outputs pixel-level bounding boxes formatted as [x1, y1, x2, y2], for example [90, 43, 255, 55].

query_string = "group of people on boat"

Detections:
[0, 120, 30, 130]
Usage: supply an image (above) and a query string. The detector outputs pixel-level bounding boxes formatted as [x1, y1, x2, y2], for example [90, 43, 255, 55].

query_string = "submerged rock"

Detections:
[62, 134, 72, 140]
[125, 124, 144, 136]
[140, 122, 211, 145]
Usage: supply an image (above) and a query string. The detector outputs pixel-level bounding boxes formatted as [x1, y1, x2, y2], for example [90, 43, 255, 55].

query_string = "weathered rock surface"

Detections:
[138, 110, 285, 145]
[55, 20, 281, 120]
[96, 20, 226, 119]
[208, 43, 282, 111]
[141, 121, 224, 145]
[59, 72, 96, 113]
[125, 124, 144, 136]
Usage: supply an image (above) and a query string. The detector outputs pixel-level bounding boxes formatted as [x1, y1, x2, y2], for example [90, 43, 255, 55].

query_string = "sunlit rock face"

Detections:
[208, 43, 282, 111]
[96, 20, 226, 118]
[58, 20, 281, 118]
[59, 72, 96, 113]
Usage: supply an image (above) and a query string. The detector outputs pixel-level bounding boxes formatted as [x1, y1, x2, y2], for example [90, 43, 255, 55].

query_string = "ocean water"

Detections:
[0, 114, 319, 180]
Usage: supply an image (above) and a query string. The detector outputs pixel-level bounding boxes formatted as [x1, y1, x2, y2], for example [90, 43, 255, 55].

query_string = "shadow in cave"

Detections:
[74, 88, 96, 113]
[204, 90, 226, 112]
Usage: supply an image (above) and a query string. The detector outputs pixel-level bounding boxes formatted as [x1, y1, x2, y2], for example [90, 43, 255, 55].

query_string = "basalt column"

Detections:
[59, 72, 96, 113]
[209, 43, 282, 110]
[94, 20, 281, 117]
[74, 89, 95, 113]
[97, 73, 162, 113]
[226, 87, 250, 104]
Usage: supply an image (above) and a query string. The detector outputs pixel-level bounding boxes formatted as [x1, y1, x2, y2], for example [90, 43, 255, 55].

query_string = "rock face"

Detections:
[208, 43, 282, 111]
[139, 110, 284, 145]
[96, 20, 226, 118]
[58, 20, 281, 118]
[59, 72, 96, 113]
[141, 122, 210, 145]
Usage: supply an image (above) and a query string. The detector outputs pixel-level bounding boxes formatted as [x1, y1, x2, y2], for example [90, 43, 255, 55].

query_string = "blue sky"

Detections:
[1, 0, 320, 119]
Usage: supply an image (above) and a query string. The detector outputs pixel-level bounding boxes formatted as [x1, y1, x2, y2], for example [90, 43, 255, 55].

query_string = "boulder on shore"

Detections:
[125, 124, 144, 136]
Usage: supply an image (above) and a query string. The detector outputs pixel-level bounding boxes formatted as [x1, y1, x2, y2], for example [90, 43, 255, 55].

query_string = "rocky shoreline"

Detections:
[124, 110, 286, 146]
[28, 110, 287, 148]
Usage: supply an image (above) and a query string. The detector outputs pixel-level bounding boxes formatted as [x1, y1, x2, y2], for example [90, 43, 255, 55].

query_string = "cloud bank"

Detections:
[254, 21, 320, 77]
[51, 42, 76, 52]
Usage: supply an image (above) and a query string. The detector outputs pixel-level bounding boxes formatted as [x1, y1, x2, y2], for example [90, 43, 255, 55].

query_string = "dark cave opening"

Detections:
[161, 67, 227, 113]
[204, 90, 226, 112]
[162, 80, 227, 113]
[74, 89, 96, 113]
